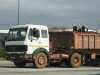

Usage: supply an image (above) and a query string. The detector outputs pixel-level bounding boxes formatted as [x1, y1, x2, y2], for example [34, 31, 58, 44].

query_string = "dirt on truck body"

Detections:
[49, 26, 100, 67]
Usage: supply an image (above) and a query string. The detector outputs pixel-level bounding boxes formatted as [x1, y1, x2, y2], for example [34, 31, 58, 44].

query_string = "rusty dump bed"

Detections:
[49, 31, 100, 53]
[49, 31, 74, 50]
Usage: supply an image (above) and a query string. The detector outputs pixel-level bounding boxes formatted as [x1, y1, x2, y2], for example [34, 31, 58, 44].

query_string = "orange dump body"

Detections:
[49, 31, 100, 54]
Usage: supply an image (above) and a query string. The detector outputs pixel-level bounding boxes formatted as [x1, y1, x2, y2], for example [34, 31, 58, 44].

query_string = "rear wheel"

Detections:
[34, 52, 48, 68]
[70, 53, 81, 68]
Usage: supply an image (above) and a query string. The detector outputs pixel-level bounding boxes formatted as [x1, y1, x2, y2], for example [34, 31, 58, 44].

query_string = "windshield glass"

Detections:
[7, 27, 27, 41]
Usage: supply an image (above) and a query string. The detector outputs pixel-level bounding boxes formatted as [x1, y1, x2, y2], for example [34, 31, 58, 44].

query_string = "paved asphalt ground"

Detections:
[0, 60, 100, 75]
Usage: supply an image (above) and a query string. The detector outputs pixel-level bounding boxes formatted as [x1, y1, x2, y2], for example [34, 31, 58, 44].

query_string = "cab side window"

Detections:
[28, 28, 40, 40]
[33, 28, 40, 38]
[41, 30, 48, 38]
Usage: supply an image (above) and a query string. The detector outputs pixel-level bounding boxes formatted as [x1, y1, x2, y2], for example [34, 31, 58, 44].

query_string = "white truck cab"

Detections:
[5, 24, 49, 68]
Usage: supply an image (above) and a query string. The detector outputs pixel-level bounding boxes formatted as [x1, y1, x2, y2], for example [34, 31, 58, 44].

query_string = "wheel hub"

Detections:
[38, 56, 45, 65]
[74, 57, 79, 64]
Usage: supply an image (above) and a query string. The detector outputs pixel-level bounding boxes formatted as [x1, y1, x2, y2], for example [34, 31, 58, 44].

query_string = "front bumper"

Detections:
[6, 52, 25, 60]
[5, 45, 28, 60]
[6, 52, 32, 61]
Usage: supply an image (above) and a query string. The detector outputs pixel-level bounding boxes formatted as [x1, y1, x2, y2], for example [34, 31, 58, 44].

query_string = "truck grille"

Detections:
[6, 45, 27, 52]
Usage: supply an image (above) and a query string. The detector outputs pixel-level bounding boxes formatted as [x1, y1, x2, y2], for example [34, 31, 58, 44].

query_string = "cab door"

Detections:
[27, 28, 41, 54]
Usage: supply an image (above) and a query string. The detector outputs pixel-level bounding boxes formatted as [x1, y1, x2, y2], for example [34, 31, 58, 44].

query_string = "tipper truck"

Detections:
[5, 24, 100, 68]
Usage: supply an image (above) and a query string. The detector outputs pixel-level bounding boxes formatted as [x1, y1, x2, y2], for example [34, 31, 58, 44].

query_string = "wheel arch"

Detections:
[32, 48, 49, 59]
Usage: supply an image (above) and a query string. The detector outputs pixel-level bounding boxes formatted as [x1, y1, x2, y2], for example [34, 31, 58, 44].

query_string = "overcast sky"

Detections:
[0, 0, 100, 29]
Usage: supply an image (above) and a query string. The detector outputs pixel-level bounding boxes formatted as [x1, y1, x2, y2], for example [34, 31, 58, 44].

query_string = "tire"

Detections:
[34, 52, 48, 68]
[14, 61, 26, 68]
[70, 53, 81, 68]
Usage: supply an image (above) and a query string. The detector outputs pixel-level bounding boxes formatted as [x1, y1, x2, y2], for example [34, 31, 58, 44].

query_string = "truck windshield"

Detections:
[7, 27, 27, 41]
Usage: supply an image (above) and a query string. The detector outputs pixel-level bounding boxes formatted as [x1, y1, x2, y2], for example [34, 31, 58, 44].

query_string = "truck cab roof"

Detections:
[10, 24, 48, 30]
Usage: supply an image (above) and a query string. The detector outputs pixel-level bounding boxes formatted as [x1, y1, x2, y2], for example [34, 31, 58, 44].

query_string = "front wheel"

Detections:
[70, 53, 82, 68]
[34, 52, 48, 68]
